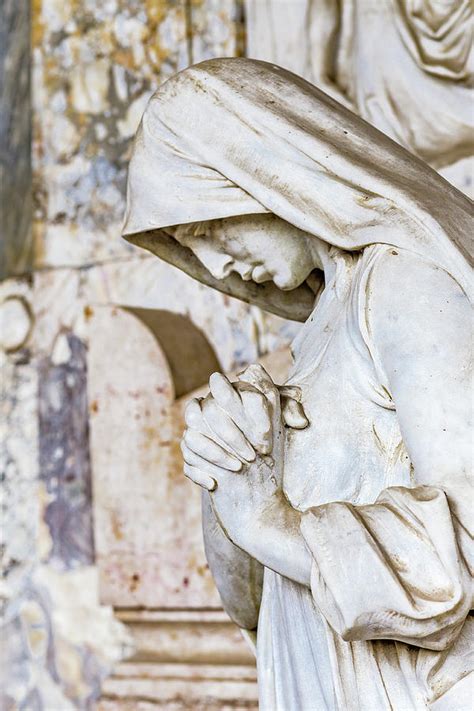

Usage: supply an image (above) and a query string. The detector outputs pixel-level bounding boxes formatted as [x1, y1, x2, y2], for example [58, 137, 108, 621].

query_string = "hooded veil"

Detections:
[123, 58, 472, 321]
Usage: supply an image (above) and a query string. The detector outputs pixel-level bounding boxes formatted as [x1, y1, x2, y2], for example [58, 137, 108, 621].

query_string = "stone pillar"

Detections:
[0, 0, 32, 279]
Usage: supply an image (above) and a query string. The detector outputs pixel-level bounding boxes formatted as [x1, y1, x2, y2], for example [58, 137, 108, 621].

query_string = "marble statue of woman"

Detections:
[123, 59, 473, 710]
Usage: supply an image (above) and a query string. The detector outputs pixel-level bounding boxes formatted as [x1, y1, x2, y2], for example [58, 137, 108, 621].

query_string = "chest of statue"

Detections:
[282, 258, 412, 511]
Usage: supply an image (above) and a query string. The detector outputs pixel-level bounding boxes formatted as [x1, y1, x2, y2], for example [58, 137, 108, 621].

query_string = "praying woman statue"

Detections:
[123, 59, 473, 710]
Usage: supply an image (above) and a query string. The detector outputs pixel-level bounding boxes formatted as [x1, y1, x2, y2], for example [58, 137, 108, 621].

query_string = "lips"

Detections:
[252, 265, 272, 283]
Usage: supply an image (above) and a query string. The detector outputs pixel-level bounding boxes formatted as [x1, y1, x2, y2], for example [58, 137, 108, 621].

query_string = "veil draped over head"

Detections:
[123, 58, 472, 322]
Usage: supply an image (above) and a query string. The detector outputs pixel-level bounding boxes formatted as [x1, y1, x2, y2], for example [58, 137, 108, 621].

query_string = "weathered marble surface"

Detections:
[38, 334, 94, 567]
[32, 0, 185, 268]
[3, 6, 251, 703]
[4, 1, 472, 708]
[0, 279, 133, 710]
[1, 280, 37, 607]
[7, 2, 269, 709]
[32, 0, 244, 270]
[245, 0, 474, 197]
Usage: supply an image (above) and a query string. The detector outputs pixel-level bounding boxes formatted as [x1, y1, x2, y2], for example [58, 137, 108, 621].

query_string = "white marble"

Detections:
[124, 58, 473, 709]
[245, 0, 474, 197]
[0, 295, 33, 352]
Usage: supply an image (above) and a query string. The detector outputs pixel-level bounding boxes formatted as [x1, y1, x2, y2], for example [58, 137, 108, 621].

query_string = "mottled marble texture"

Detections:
[32, 0, 244, 269]
[38, 334, 94, 568]
[1, 565, 132, 710]
[0, 284, 38, 606]
[5, 4, 249, 707]
[7, 2, 266, 708]
[0, 278, 133, 710]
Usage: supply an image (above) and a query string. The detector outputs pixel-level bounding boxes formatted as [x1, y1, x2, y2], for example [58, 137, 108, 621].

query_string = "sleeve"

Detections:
[300, 485, 473, 651]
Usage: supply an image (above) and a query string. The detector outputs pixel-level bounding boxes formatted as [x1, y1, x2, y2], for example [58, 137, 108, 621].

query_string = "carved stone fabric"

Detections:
[392, 0, 473, 81]
[257, 244, 472, 710]
[123, 58, 472, 321]
[306, 0, 473, 167]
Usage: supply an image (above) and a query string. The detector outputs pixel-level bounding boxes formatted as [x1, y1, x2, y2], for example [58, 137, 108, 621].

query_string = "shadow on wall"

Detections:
[127, 308, 222, 398]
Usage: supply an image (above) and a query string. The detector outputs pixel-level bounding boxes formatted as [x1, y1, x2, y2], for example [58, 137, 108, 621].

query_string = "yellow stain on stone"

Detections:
[20, 599, 48, 659]
[146, 2, 186, 72]
[111, 48, 138, 73]
[110, 510, 125, 541]
[145, 0, 169, 27]
[32, 221, 46, 271]
[55, 638, 90, 700]
[31, 0, 45, 47]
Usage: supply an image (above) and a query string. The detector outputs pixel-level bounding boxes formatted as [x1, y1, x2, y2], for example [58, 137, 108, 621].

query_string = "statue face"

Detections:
[168, 214, 318, 291]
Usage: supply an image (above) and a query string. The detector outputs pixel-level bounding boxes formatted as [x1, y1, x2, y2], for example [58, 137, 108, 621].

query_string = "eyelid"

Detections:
[192, 221, 212, 238]
[175, 222, 209, 241]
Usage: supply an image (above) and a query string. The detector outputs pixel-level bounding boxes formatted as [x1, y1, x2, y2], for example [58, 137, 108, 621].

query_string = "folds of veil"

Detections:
[123, 58, 473, 322]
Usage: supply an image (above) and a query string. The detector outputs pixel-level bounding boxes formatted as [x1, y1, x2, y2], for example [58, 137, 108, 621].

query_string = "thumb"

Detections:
[280, 395, 309, 429]
[236, 364, 280, 412]
[278, 385, 309, 430]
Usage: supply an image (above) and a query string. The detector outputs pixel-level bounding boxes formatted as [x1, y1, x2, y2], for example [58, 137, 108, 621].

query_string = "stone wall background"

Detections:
[1, 3, 293, 709]
[31, 0, 244, 269]
[1, 1, 472, 709]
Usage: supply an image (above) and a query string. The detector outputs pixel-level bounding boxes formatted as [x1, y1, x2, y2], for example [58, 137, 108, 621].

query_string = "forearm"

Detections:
[238, 496, 312, 588]
[202, 492, 264, 630]
[300, 486, 472, 650]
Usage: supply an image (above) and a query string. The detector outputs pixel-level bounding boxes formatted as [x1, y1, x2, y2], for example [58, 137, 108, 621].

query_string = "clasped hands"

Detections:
[181, 364, 309, 557]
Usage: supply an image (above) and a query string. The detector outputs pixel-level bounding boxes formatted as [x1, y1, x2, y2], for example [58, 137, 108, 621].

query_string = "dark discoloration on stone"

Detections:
[38, 334, 94, 567]
[0, 0, 32, 279]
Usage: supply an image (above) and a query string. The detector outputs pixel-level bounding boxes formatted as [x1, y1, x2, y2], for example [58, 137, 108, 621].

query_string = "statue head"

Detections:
[165, 214, 321, 292]
[123, 58, 472, 318]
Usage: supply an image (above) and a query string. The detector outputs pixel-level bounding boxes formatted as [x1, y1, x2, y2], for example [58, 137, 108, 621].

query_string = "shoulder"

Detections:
[366, 247, 472, 382]
[365, 247, 470, 345]
[367, 246, 467, 305]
